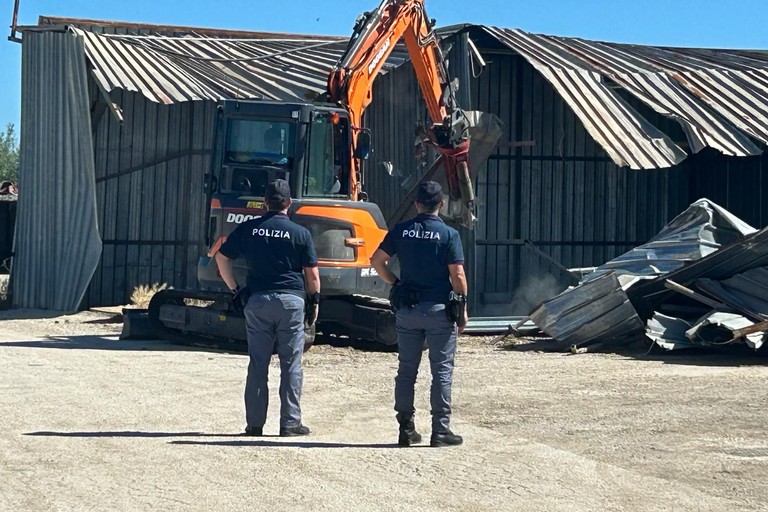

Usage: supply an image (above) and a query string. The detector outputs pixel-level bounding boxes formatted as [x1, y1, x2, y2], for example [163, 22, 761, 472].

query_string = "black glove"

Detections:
[447, 291, 467, 327]
[305, 292, 320, 327]
[231, 286, 250, 314]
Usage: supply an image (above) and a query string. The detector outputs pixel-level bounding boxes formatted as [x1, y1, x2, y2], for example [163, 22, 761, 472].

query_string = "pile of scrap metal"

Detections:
[523, 199, 768, 353]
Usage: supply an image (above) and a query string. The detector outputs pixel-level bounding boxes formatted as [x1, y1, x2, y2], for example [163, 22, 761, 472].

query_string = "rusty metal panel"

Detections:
[544, 37, 763, 158]
[15, 30, 102, 310]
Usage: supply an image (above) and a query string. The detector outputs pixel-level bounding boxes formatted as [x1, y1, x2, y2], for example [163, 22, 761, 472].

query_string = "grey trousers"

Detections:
[243, 292, 305, 429]
[394, 302, 458, 433]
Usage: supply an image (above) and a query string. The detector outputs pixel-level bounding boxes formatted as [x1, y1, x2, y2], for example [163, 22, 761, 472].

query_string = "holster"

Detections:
[389, 284, 421, 311]
[446, 292, 467, 326]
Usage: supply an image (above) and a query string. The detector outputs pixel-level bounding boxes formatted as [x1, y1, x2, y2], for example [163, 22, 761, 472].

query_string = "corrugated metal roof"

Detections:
[22, 20, 768, 170]
[75, 28, 352, 104]
[484, 27, 768, 169]
[32, 22, 408, 105]
[696, 267, 768, 321]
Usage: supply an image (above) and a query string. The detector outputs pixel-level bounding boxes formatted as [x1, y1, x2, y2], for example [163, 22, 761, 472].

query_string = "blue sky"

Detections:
[2, 0, 767, 131]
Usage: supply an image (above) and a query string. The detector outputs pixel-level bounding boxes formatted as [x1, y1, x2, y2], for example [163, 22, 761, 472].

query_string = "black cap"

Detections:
[416, 181, 443, 206]
[265, 179, 291, 202]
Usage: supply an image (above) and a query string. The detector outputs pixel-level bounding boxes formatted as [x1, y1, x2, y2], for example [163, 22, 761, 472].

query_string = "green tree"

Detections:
[0, 123, 19, 182]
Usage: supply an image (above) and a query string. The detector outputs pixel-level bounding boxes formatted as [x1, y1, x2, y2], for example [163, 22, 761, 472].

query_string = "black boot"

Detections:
[430, 430, 463, 447]
[397, 415, 422, 447]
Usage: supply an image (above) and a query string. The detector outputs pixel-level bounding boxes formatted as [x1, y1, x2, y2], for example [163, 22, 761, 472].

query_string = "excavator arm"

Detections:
[327, 0, 476, 226]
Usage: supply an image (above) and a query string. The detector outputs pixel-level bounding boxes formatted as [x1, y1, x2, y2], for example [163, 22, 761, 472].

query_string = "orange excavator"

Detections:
[145, 0, 479, 348]
[326, 0, 476, 226]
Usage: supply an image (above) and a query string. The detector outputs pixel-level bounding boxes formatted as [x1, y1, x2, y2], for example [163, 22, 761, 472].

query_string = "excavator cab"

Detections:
[190, 99, 395, 346]
[201, 100, 338, 282]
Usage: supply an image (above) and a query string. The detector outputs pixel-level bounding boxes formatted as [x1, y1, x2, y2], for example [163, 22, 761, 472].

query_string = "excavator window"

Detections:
[225, 119, 295, 167]
[304, 112, 350, 198]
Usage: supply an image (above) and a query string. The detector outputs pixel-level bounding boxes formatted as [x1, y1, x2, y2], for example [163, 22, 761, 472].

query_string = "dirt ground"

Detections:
[1, 309, 768, 512]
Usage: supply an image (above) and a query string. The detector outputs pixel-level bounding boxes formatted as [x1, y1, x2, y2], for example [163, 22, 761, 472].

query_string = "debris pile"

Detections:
[526, 199, 768, 353]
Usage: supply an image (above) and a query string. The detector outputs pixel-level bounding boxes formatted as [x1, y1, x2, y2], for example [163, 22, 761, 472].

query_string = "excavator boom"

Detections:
[328, 0, 476, 226]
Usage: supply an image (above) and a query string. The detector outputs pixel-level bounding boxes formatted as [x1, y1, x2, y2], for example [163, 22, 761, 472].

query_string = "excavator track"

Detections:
[148, 289, 252, 352]
[317, 294, 396, 345]
[146, 289, 396, 351]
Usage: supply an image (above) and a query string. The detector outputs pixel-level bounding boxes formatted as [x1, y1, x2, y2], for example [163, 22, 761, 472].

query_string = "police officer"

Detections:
[215, 179, 320, 437]
[371, 181, 468, 448]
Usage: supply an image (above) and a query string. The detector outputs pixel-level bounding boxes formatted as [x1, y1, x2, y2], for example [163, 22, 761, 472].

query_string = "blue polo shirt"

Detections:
[219, 212, 317, 297]
[378, 213, 464, 303]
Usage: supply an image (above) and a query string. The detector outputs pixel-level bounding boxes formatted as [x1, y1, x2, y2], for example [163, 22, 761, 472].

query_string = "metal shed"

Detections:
[14, 18, 768, 316]
[366, 26, 768, 316]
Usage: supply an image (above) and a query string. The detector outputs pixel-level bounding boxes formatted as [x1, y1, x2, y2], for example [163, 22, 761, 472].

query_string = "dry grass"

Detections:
[129, 282, 171, 308]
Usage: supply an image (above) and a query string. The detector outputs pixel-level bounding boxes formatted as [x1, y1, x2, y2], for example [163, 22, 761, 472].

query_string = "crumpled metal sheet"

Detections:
[646, 313, 695, 351]
[688, 312, 765, 349]
[696, 267, 768, 321]
[647, 311, 765, 350]
[484, 27, 768, 169]
[628, 226, 768, 319]
[529, 272, 645, 349]
[529, 199, 754, 348]
[582, 198, 756, 288]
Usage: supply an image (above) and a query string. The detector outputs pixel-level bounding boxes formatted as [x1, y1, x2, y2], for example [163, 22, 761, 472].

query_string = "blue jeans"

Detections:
[394, 302, 458, 433]
[243, 292, 305, 429]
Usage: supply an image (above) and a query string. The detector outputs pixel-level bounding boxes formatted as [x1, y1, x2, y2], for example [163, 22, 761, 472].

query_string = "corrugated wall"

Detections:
[687, 150, 768, 228]
[89, 89, 216, 306]
[364, 42, 694, 317]
[472, 52, 691, 315]
[15, 30, 102, 310]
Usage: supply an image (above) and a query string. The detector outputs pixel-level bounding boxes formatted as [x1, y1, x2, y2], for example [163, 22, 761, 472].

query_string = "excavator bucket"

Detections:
[388, 111, 504, 227]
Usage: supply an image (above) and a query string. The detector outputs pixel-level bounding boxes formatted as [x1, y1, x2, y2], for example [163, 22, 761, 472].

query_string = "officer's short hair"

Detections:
[416, 181, 443, 210]
[265, 179, 291, 210]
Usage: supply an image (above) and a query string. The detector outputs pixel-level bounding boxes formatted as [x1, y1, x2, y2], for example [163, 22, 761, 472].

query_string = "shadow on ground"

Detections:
[23, 430, 399, 449]
[0, 336, 187, 352]
[493, 335, 768, 367]
[0, 333, 396, 354]
[24, 430, 235, 438]
[170, 440, 400, 449]
[0, 309, 70, 320]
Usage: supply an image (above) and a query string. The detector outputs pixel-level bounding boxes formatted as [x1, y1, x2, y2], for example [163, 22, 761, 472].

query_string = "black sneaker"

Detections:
[430, 430, 463, 447]
[244, 426, 263, 436]
[279, 424, 311, 437]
